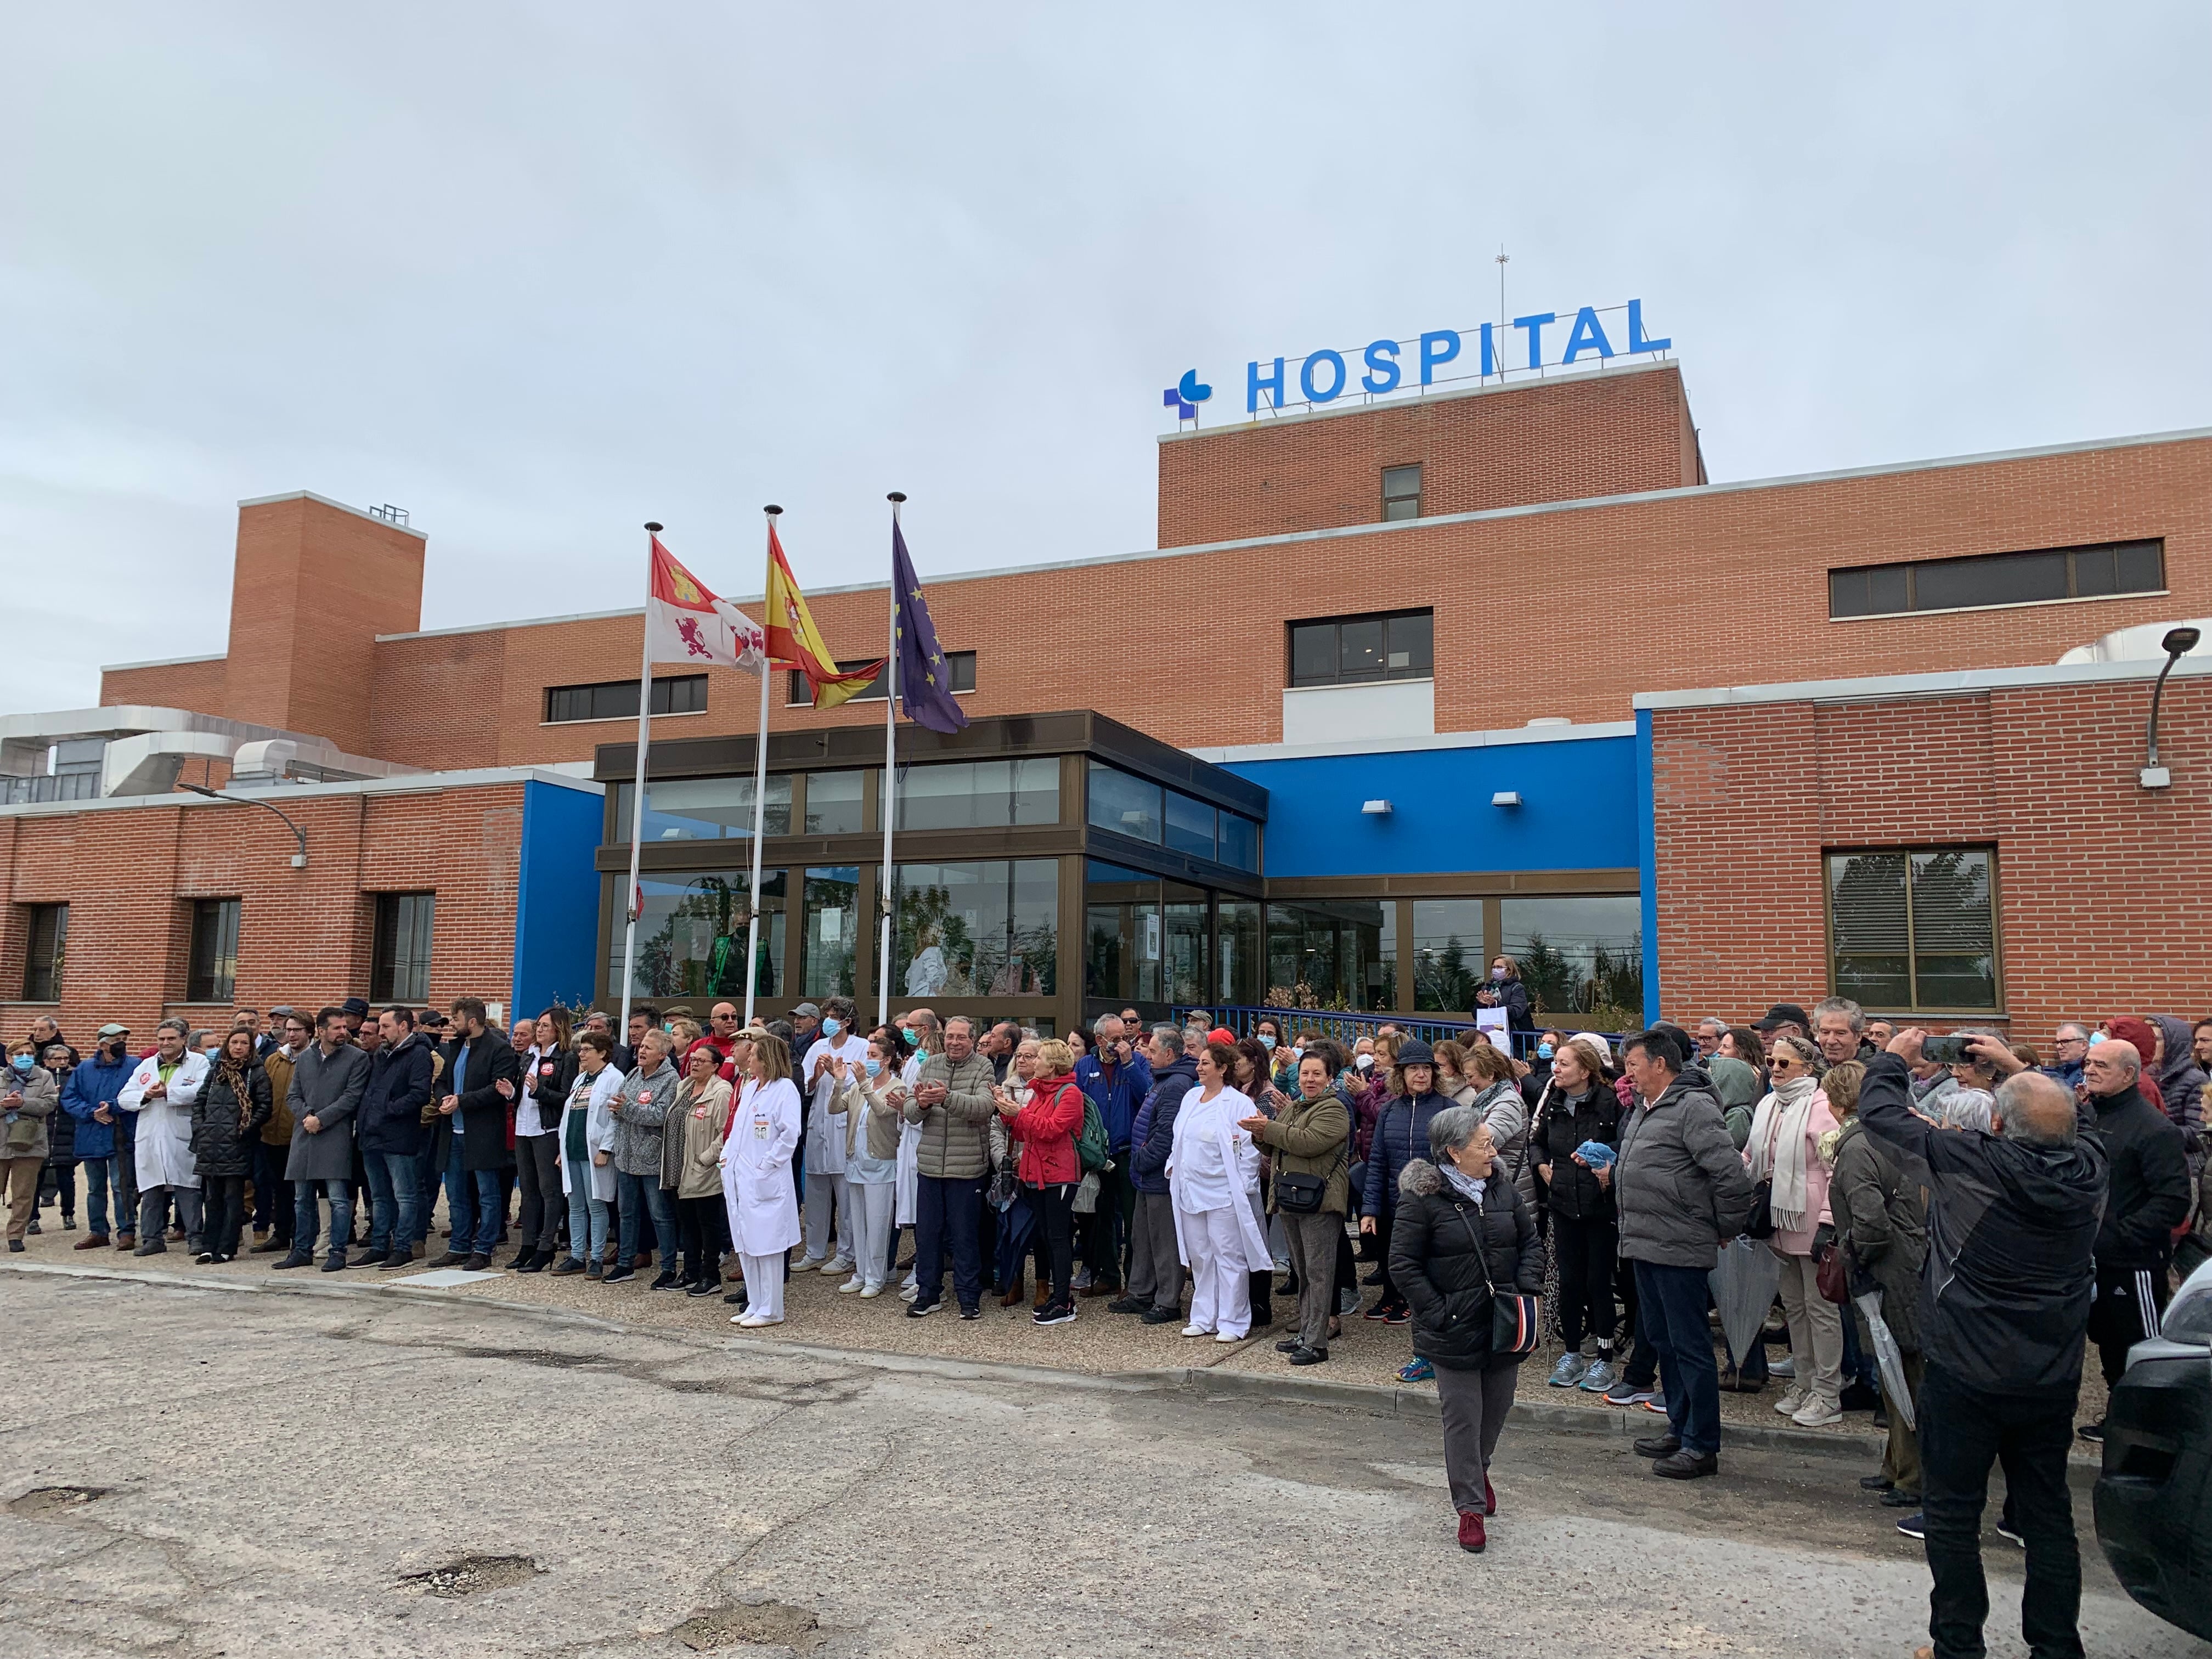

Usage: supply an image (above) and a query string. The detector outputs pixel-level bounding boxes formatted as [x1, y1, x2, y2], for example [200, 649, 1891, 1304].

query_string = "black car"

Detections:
[2095, 1257, 2212, 1640]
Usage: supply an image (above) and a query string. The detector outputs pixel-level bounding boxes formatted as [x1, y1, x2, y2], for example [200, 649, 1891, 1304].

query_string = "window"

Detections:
[608, 775, 793, 842]
[802, 867, 860, 997]
[1827, 848, 1997, 1011]
[545, 675, 706, 723]
[804, 770, 868, 834]
[1381, 464, 1422, 522]
[1163, 789, 1216, 859]
[1411, 898, 1485, 1013]
[369, 893, 435, 1002]
[1267, 900, 1395, 1011]
[1085, 860, 1161, 1005]
[895, 758, 1058, 831]
[1087, 761, 1163, 844]
[21, 903, 66, 1001]
[613, 871, 787, 1001]
[788, 652, 974, 707]
[1499, 895, 1644, 1025]
[186, 899, 240, 1003]
[894, 859, 1058, 998]
[1286, 609, 1433, 687]
[1218, 811, 1260, 873]
[1217, 898, 1262, 1006]
[1829, 540, 2165, 619]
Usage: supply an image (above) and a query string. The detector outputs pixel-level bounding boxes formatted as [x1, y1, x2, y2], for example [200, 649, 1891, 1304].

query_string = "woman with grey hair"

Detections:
[1390, 1103, 1543, 1555]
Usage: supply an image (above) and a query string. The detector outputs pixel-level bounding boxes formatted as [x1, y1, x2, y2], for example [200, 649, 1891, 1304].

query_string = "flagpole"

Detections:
[744, 506, 779, 1028]
[878, 492, 905, 1030]
[618, 521, 661, 1038]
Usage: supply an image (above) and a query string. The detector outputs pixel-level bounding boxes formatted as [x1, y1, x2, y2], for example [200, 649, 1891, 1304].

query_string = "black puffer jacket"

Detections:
[1530, 1083, 1622, 1223]
[190, 1058, 272, 1178]
[1390, 1158, 1542, 1372]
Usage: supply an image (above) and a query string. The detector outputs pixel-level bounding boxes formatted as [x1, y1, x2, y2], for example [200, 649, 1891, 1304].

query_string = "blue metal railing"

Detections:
[1171, 1004, 1628, 1061]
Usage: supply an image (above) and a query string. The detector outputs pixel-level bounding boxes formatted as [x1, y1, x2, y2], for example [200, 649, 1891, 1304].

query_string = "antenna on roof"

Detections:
[1494, 249, 1510, 375]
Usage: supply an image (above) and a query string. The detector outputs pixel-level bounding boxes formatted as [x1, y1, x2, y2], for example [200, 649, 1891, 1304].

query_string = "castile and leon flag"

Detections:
[646, 534, 768, 674]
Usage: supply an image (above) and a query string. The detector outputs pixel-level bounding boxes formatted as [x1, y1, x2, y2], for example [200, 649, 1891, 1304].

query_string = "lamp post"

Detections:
[2141, 626, 2202, 791]
[179, 784, 308, 867]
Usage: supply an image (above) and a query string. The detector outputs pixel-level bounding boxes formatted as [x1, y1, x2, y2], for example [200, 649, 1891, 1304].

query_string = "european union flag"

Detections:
[893, 521, 968, 733]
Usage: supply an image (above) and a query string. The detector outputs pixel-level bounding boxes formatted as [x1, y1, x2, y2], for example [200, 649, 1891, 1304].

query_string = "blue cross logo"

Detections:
[1162, 369, 1212, 420]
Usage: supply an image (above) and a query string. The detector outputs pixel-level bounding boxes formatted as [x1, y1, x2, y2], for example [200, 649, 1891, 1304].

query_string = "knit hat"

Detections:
[1396, 1037, 1436, 1068]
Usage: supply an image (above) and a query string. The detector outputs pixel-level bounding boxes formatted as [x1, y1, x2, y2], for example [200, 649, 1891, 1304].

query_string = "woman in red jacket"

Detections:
[997, 1037, 1085, 1327]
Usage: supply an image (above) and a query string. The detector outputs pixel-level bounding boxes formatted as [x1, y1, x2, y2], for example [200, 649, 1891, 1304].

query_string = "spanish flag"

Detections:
[765, 523, 884, 709]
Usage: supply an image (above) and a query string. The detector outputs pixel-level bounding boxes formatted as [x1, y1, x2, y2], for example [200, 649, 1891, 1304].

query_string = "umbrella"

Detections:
[1854, 1289, 1916, 1431]
[1707, 1236, 1784, 1366]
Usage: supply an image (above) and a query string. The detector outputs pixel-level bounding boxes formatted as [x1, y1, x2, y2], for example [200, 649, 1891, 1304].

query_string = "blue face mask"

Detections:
[822, 1017, 843, 1039]
[9, 1055, 32, 1074]
[1537, 1042, 1554, 1059]
[1257, 1034, 1276, 1050]
[900, 1027, 917, 1043]
[863, 1057, 882, 1079]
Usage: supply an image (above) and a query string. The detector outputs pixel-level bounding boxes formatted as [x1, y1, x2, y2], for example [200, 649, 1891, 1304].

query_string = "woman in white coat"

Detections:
[118, 1018, 211, 1255]
[552, 1030, 623, 1277]
[1167, 1040, 1273, 1342]
[724, 1031, 803, 1327]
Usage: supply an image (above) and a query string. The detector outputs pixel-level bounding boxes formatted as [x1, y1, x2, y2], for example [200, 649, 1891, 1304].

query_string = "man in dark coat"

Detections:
[357, 1006, 437, 1269]
[430, 997, 521, 1270]
[2078, 1039, 2190, 1421]
[278, 1007, 370, 1271]
[1118, 1026, 1197, 1325]
[1860, 1034, 2106, 1659]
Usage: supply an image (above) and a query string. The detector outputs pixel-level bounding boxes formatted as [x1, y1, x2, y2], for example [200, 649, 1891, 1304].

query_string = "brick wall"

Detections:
[1157, 363, 1702, 547]
[100, 656, 228, 719]
[0, 781, 526, 1039]
[1650, 674, 2212, 1035]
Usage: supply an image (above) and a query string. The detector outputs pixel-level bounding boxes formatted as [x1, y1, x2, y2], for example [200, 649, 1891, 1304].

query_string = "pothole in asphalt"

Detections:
[671, 1600, 826, 1651]
[398, 1554, 546, 1598]
[9, 1485, 111, 1517]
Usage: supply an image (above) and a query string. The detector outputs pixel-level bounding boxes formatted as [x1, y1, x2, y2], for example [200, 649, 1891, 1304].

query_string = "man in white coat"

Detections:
[725, 1034, 803, 1327]
[118, 1018, 211, 1257]
[1167, 1040, 1273, 1341]
[796, 995, 868, 1277]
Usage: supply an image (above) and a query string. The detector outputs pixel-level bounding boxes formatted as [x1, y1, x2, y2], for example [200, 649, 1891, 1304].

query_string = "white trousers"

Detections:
[803, 1170, 849, 1265]
[844, 1181, 895, 1289]
[1184, 1206, 1251, 1338]
[739, 1251, 785, 1322]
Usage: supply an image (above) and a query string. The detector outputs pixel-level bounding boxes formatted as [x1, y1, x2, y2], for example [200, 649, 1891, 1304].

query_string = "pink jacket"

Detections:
[1753, 1094, 1839, 1257]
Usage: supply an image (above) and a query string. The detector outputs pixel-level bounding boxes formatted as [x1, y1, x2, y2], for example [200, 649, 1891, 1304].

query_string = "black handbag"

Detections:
[1274, 1170, 1327, 1214]
[1455, 1199, 1540, 1358]
[1744, 1178, 1776, 1240]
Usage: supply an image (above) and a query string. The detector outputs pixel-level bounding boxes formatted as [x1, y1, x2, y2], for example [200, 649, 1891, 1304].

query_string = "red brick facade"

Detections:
[0, 779, 529, 1039]
[1648, 669, 2212, 1036]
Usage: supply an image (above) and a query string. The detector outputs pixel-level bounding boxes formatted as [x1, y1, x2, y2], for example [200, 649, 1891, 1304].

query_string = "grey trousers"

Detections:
[1280, 1210, 1341, 1351]
[1435, 1361, 1519, 1515]
[139, 1186, 205, 1252]
[1127, 1190, 1182, 1312]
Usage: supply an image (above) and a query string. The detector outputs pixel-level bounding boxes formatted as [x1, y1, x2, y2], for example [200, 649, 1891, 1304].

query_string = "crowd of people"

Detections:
[6, 981, 2204, 1658]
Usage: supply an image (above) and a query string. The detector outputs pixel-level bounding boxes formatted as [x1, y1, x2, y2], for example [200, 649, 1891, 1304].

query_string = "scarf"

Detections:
[1440, 1164, 1487, 1205]
[1748, 1074, 1820, 1233]
[215, 1056, 253, 1132]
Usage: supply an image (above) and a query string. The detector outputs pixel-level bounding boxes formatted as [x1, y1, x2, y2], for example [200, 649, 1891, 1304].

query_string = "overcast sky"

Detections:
[4, 4, 2207, 712]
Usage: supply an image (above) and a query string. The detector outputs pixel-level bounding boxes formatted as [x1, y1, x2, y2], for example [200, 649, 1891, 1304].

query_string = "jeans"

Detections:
[1918, 1361, 2083, 1659]
[114, 1135, 138, 1236]
[617, 1170, 678, 1269]
[914, 1173, 986, 1312]
[1030, 1181, 1075, 1308]
[1634, 1259, 1723, 1457]
[444, 1138, 502, 1256]
[292, 1178, 352, 1257]
[83, 1157, 115, 1237]
[38, 1158, 76, 1221]
[412, 1142, 441, 1243]
[563, 1159, 610, 1265]
[363, 1152, 423, 1257]
[250, 1141, 290, 1239]
[201, 1175, 247, 1256]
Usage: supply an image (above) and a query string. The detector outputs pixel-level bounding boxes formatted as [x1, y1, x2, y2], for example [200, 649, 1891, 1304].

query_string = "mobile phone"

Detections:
[1920, 1035, 1972, 1064]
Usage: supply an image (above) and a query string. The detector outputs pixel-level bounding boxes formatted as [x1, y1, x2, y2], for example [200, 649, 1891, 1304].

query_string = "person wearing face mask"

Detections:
[823, 1027, 908, 1298]
[60, 1024, 137, 1250]
[2, 1039, 60, 1251]
[795, 995, 868, 1278]
[1471, 956, 1535, 1042]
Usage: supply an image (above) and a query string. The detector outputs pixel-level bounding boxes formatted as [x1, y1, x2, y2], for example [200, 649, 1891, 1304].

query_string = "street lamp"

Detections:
[2141, 626, 2202, 791]
[179, 784, 308, 867]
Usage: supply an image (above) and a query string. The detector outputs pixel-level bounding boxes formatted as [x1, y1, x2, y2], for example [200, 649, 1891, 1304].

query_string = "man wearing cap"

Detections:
[789, 1003, 823, 1071]
[60, 1024, 137, 1249]
[338, 997, 371, 1041]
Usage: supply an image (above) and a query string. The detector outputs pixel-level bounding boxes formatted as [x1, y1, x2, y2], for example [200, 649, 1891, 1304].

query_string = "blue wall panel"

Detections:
[512, 779, 606, 1019]
[1219, 736, 1638, 878]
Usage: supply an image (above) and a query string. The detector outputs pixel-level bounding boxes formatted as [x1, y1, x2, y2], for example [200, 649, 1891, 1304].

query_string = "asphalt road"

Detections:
[0, 1270, 2192, 1659]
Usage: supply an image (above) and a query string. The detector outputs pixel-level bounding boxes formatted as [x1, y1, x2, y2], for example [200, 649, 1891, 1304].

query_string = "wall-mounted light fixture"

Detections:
[180, 783, 308, 867]
[2142, 625, 2202, 789]
[1361, 799, 1393, 816]
[1491, 791, 1523, 808]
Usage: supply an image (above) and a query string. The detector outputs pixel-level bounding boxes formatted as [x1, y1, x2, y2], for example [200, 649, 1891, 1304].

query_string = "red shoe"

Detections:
[1484, 1474, 1496, 1516]
[1457, 1510, 1486, 1553]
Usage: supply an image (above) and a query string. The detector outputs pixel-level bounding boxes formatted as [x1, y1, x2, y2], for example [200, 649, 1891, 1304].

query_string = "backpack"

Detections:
[1075, 1087, 1111, 1173]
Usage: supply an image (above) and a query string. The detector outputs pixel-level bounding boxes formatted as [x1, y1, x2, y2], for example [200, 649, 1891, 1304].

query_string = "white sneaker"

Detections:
[1071, 1266, 1093, 1290]
[1774, 1389, 1808, 1417]
[732, 1312, 757, 1325]
[1214, 1330, 1242, 1343]
[859, 1283, 884, 1298]
[825, 1257, 855, 1276]
[1769, 1355, 1796, 1378]
[898, 1285, 919, 1302]
[1792, 1400, 1844, 1427]
[791, 1257, 822, 1273]
[1181, 1324, 1210, 1338]
[837, 1277, 864, 1293]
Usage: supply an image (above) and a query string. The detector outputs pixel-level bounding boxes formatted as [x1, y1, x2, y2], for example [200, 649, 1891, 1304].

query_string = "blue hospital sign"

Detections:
[1165, 300, 1673, 421]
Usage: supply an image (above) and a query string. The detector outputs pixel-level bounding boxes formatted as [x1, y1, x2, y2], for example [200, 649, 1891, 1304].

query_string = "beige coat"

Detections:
[663, 1074, 735, 1200]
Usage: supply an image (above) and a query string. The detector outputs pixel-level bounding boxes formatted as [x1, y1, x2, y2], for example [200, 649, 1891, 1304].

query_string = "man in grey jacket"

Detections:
[903, 1015, 996, 1318]
[1615, 1028, 1756, 1481]
[277, 1006, 370, 1272]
